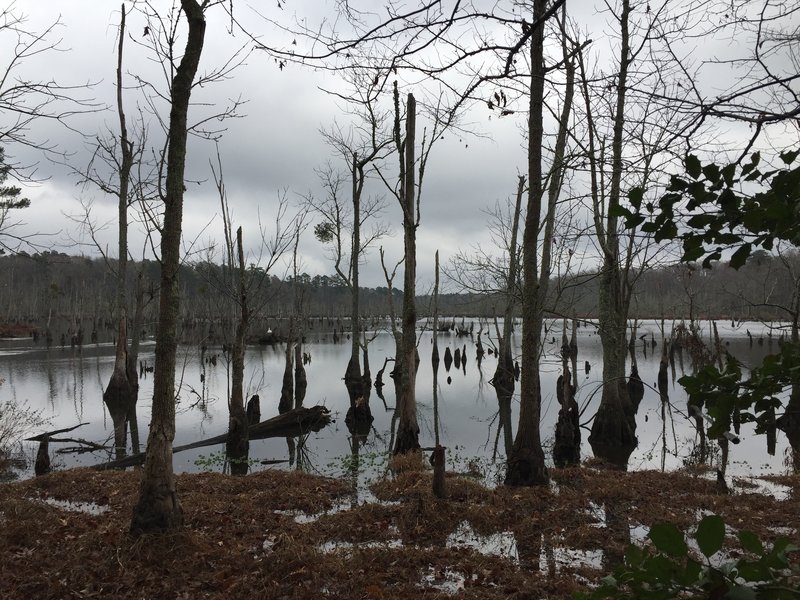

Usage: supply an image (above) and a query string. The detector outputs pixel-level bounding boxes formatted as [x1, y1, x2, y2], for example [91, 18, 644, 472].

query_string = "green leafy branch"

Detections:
[577, 514, 800, 599]
[681, 343, 800, 444]
[615, 149, 800, 269]
[613, 148, 800, 451]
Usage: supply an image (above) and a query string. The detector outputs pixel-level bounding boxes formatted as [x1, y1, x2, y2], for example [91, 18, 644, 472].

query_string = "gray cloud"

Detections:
[5, 1, 796, 292]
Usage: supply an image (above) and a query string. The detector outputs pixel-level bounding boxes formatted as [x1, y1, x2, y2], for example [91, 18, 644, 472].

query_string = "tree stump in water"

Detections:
[294, 343, 308, 408]
[278, 347, 294, 414]
[553, 374, 580, 468]
[225, 409, 249, 475]
[553, 403, 581, 468]
[345, 397, 373, 437]
[246, 395, 261, 425]
[627, 365, 644, 412]
[35, 439, 51, 476]
[432, 445, 447, 498]
[588, 399, 637, 470]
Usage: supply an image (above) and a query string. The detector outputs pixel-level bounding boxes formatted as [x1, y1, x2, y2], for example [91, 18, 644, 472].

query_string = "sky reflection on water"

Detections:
[0, 318, 788, 482]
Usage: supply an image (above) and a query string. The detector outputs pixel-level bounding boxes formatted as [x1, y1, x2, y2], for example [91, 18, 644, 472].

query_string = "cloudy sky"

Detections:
[2, 1, 794, 288]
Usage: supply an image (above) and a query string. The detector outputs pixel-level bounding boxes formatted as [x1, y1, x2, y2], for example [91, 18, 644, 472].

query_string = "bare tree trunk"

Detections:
[505, 0, 549, 486]
[431, 250, 446, 497]
[493, 176, 524, 398]
[294, 338, 307, 408]
[104, 319, 132, 460]
[279, 340, 294, 414]
[103, 3, 136, 463]
[393, 91, 420, 455]
[130, 0, 206, 535]
[778, 318, 800, 471]
[226, 227, 249, 475]
[127, 271, 145, 454]
[554, 320, 580, 467]
[588, 0, 637, 469]
[345, 152, 363, 397]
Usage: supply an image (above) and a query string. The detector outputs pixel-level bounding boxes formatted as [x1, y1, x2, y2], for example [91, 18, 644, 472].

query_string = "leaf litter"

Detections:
[0, 458, 797, 599]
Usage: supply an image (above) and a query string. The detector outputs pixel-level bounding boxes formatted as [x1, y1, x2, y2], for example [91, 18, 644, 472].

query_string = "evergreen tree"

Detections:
[0, 147, 30, 254]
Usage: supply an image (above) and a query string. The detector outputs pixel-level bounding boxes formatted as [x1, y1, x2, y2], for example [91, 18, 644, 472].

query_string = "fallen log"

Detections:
[53, 438, 111, 454]
[26, 423, 90, 442]
[91, 405, 332, 471]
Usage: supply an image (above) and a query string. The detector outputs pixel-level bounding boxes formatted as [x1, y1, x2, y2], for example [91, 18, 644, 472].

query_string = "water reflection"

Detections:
[0, 320, 789, 481]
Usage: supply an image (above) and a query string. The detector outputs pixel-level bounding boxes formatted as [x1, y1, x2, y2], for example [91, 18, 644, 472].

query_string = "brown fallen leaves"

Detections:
[0, 462, 797, 599]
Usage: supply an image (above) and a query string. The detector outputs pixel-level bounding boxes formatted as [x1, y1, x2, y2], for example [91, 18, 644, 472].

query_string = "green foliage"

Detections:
[325, 449, 390, 482]
[621, 149, 800, 268]
[576, 515, 800, 599]
[619, 148, 800, 450]
[0, 146, 29, 212]
[193, 451, 259, 472]
[679, 344, 800, 443]
[314, 221, 335, 243]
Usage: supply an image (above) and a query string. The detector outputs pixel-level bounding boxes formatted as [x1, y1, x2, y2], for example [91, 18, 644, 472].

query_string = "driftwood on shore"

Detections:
[91, 405, 332, 471]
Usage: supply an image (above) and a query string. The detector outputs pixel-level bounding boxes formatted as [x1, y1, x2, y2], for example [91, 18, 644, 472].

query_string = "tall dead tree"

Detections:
[585, 0, 637, 468]
[225, 227, 249, 474]
[393, 87, 420, 455]
[493, 176, 525, 398]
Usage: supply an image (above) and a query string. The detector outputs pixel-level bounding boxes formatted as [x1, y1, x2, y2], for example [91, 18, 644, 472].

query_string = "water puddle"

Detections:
[419, 566, 468, 595]
[273, 489, 400, 524]
[743, 477, 792, 501]
[316, 537, 404, 554]
[768, 526, 796, 536]
[630, 522, 649, 543]
[587, 500, 605, 525]
[547, 546, 604, 572]
[38, 497, 109, 515]
[699, 472, 792, 500]
[446, 520, 518, 561]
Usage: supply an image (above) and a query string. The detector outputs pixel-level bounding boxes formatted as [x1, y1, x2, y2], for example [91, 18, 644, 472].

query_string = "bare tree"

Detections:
[392, 85, 420, 455]
[0, 3, 98, 253]
[308, 69, 392, 399]
[206, 153, 298, 473]
[130, 0, 208, 535]
[448, 176, 526, 417]
[573, 0, 696, 468]
[505, 0, 565, 486]
[0, 4, 97, 167]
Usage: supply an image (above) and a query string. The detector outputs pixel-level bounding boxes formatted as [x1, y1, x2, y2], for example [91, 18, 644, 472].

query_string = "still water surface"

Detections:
[0, 319, 787, 483]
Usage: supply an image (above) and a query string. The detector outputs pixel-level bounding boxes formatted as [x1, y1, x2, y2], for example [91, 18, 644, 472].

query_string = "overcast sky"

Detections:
[3, 1, 795, 288]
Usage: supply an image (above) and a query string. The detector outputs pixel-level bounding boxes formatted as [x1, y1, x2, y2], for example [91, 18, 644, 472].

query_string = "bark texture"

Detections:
[393, 92, 420, 455]
[130, 0, 206, 535]
[588, 0, 638, 469]
[226, 228, 249, 475]
[505, 0, 552, 486]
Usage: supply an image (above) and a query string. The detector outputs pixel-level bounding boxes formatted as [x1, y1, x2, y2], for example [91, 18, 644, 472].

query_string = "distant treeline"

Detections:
[0, 249, 795, 332]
